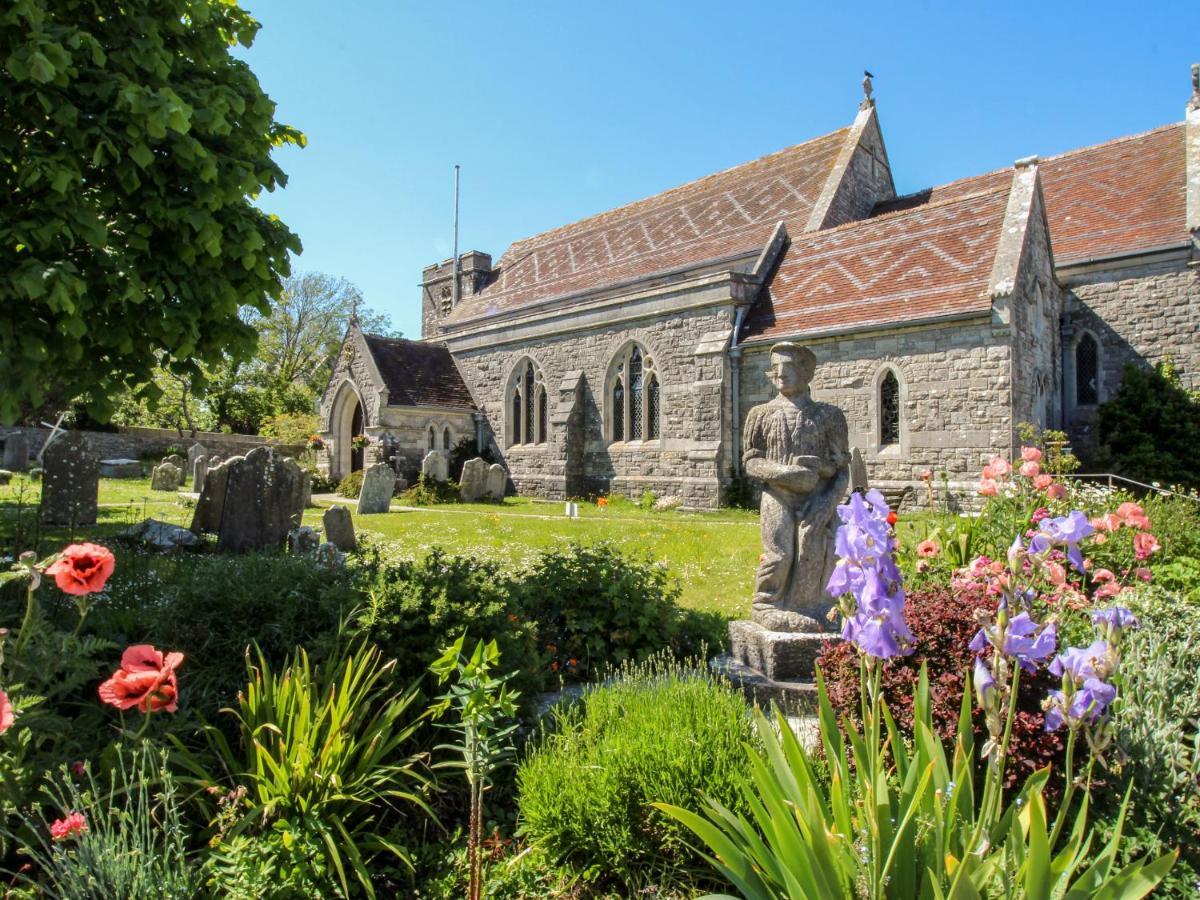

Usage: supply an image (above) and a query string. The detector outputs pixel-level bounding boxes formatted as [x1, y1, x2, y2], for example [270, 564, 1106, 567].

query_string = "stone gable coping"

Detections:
[986, 162, 1049, 326]
[804, 103, 895, 232]
[1187, 98, 1200, 235]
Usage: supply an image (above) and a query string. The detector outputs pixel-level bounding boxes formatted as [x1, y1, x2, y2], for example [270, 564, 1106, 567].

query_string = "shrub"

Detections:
[259, 412, 320, 446]
[336, 470, 364, 498]
[637, 489, 656, 511]
[10, 744, 197, 899]
[447, 437, 497, 484]
[516, 655, 757, 891]
[817, 584, 1065, 789]
[398, 474, 460, 505]
[1097, 359, 1200, 491]
[519, 541, 687, 680]
[178, 645, 433, 899]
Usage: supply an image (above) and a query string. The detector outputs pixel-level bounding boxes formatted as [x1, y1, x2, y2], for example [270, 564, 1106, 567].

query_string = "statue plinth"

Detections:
[727, 620, 828, 682]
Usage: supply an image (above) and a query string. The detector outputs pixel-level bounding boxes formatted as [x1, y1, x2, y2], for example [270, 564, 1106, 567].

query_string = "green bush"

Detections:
[1097, 360, 1200, 490]
[516, 655, 757, 892]
[398, 473, 460, 505]
[10, 744, 197, 899]
[335, 470, 364, 498]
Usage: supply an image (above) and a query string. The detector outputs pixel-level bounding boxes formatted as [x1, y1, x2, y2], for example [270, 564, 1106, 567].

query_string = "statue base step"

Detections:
[710, 653, 818, 716]
[727, 619, 832, 682]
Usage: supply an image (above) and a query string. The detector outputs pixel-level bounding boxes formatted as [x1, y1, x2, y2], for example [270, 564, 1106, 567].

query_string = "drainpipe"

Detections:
[473, 411, 484, 453]
[729, 306, 747, 476]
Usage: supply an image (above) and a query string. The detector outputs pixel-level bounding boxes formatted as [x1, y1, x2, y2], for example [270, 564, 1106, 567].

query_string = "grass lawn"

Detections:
[1, 475, 763, 618]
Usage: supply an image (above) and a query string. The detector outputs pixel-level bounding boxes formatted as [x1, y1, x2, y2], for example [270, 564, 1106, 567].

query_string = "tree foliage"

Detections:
[0, 0, 304, 425]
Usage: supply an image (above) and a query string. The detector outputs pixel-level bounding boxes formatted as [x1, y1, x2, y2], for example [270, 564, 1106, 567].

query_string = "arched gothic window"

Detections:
[1075, 334, 1099, 405]
[443, 427, 451, 450]
[609, 343, 661, 442]
[507, 358, 547, 446]
[427, 426, 436, 452]
[880, 369, 900, 447]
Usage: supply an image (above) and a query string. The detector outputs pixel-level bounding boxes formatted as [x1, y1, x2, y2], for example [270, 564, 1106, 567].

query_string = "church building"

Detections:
[318, 71, 1200, 508]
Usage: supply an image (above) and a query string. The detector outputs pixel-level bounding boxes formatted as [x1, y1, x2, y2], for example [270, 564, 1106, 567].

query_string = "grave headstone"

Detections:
[2, 433, 29, 471]
[0, 470, 11, 486]
[162, 453, 186, 472]
[459, 457, 489, 502]
[121, 519, 201, 550]
[190, 447, 306, 553]
[484, 464, 506, 500]
[100, 458, 142, 479]
[187, 443, 208, 473]
[421, 450, 449, 483]
[288, 526, 321, 555]
[323, 505, 357, 551]
[357, 463, 395, 515]
[849, 447, 869, 495]
[41, 432, 98, 525]
[191, 455, 209, 492]
[300, 471, 313, 508]
[316, 542, 345, 567]
[151, 462, 184, 491]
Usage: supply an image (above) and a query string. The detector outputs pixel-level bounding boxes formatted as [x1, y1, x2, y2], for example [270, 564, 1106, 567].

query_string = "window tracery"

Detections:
[507, 358, 547, 446]
[609, 343, 661, 442]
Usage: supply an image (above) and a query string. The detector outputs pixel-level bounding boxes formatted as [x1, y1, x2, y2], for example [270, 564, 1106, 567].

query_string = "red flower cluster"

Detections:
[44, 543, 114, 596]
[49, 812, 87, 841]
[98, 645, 184, 714]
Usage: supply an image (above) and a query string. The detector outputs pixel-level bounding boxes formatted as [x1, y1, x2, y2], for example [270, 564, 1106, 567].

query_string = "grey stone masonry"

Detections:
[41, 431, 98, 526]
[459, 457, 489, 502]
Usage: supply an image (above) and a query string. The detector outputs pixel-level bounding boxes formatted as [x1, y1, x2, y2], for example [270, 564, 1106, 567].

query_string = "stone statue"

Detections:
[742, 343, 849, 632]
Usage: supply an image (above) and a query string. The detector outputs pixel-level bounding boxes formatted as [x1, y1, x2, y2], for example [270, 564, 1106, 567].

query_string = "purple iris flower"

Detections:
[971, 612, 1057, 672]
[1049, 640, 1110, 682]
[1091, 607, 1140, 633]
[1044, 678, 1118, 732]
[1028, 510, 1094, 573]
[974, 656, 996, 705]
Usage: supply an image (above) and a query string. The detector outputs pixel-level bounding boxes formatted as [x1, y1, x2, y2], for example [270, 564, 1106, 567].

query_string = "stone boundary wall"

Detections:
[0, 425, 304, 469]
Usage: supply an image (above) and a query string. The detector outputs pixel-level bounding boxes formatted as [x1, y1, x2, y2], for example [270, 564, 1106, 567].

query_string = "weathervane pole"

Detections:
[453, 164, 461, 309]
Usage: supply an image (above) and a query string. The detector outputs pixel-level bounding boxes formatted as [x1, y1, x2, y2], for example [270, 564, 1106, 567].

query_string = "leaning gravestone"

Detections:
[323, 504, 357, 551]
[191, 455, 209, 492]
[484, 464, 506, 500]
[41, 432, 98, 525]
[458, 457, 489, 502]
[421, 450, 449, 483]
[187, 443, 207, 473]
[357, 463, 395, 515]
[2, 433, 29, 471]
[190, 447, 305, 553]
[150, 462, 184, 491]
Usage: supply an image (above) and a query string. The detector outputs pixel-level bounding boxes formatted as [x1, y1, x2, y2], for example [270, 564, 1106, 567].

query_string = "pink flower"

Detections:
[1020, 446, 1043, 463]
[44, 543, 115, 596]
[1019, 460, 1041, 478]
[920, 469, 932, 481]
[1094, 581, 1124, 600]
[1043, 560, 1067, 586]
[1031, 507, 1051, 524]
[1091, 568, 1116, 583]
[1090, 513, 1121, 533]
[978, 478, 999, 497]
[988, 455, 1011, 478]
[98, 645, 184, 714]
[0, 690, 13, 735]
[1034, 474, 1054, 491]
[1134, 567, 1153, 582]
[1093, 533, 1108, 545]
[1045, 484, 1068, 501]
[49, 812, 87, 841]
[1117, 502, 1151, 531]
[1133, 532, 1161, 560]
[70, 761, 86, 777]
[916, 539, 940, 558]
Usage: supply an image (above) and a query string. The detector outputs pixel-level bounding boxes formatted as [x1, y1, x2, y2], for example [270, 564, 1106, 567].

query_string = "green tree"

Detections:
[0, 0, 303, 425]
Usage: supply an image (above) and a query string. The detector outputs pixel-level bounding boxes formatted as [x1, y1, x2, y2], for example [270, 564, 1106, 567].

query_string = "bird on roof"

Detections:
[862, 70, 874, 106]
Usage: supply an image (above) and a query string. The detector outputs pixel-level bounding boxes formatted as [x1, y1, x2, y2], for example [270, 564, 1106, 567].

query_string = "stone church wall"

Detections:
[738, 317, 1012, 501]
[1061, 257, 1200, 443]
[450, 304, 739, 508]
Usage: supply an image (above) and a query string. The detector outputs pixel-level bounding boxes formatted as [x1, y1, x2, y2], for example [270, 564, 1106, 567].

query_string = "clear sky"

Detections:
[236, 1, 1197, 339]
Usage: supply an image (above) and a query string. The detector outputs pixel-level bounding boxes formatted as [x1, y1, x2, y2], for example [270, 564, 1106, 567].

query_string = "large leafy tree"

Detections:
[0, 0, 303, 425]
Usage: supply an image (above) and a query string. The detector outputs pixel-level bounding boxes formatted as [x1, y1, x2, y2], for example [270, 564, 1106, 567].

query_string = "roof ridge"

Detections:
[498, 126, 851, 259]
[1040, 119, 1183, 163]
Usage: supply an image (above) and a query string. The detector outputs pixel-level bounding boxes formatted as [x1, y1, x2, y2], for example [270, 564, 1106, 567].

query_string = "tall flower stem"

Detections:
[1048, 727, 1079, 849]
[14, 580, 38, 656]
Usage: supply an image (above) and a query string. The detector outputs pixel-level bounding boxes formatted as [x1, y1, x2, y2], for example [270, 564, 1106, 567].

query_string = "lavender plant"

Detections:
[658, 490, 1176, 898]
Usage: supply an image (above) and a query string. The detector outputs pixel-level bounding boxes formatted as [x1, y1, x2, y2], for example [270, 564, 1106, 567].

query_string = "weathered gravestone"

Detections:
[151, 462, 184, 491]
[191, 455, 209, 492]
[100, 458, 142, 479]
[2, 433, 29, 471]
[189, 447, 306, 553]
[421, 450, 449, 483]
[458, 457, 489, 502]
[323, 504, 357, 552]
[849, 447, 869, 495]
[288, 526, 321, 555]
[41, 432, 98, 525]
[187, 443, 207, 474]
[357, 463, 395, 515]
[0, 471, 11, 486]
[162, 453, 186, 472]
[484, 464, 506, 500]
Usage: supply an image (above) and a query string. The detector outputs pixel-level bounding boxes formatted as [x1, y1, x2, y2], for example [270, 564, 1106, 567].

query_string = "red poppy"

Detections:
[886, 511, 898, 526]
[98, 645, 184, 714]
[44, 543, 115, 596]
[0, 690, 13, 735]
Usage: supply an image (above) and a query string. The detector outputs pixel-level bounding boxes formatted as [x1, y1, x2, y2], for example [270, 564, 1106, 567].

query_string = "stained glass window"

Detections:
[511, 391, 522, 445]
[428, 427, 436, 451]
[1076, 334, 1099, 405]
[880, 371, 900, 446]
[537, 387, 547, 443]
[612, 377, 624, 441]
[443, 427, 451, 450]
[630, 347, 644, 440]
[647, 375, 660, 439]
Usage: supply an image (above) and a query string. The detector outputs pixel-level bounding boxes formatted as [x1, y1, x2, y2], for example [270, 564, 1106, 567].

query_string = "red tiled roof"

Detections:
[361, 334, 475, 410]
[743, 185, 1011, 342]
[445, 128, 850, 323]
[872, 123, 1187, 265]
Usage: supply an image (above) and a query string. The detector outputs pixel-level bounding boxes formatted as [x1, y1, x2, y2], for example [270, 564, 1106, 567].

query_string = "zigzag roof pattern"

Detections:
[743, 184, 1011, 341]
[873, 123, 1187, 265]
[444, 128, 849, 323]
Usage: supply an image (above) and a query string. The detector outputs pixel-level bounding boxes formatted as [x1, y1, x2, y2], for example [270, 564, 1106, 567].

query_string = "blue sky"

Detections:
[238, 1, 1196, 339]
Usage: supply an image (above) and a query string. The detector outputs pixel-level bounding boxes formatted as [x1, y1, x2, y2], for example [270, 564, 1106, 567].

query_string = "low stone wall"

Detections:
[0, 425, 304, 469]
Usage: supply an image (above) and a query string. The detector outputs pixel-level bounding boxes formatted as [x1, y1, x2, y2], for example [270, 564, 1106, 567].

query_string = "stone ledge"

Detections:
[710, 653, 818, 716]
[728, 619, 832, 682]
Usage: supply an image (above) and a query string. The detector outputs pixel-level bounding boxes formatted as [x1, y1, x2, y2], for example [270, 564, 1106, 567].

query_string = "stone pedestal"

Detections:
[716, 619, 836, 715]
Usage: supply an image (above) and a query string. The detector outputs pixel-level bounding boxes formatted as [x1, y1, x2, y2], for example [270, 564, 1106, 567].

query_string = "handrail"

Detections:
[1060, 472, 1200, 503]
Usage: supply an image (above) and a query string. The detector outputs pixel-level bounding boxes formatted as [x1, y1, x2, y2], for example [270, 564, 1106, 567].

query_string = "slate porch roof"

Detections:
[743, 183, 1012, 342]
[444, 127, 850, 324]
[873, 123, 1187, 266]
[361, 334, 475, 411]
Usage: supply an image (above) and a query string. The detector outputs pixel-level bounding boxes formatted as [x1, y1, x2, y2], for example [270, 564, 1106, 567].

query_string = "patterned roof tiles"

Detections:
[744, 185, 1011, 342]
[873, 123, 1187, 265]
[361, 334, 475, 410]
[445, 128, 849, 323]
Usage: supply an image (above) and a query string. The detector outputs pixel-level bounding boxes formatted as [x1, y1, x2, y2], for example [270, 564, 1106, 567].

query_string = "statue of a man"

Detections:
[742, 343, 849, 632]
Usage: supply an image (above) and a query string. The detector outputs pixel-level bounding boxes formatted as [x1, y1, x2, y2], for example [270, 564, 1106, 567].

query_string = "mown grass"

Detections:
[1, 475, 762, 618]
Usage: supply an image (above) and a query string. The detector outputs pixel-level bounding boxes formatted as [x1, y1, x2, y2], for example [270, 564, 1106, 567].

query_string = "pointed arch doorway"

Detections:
[330, 380, 368, 480]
